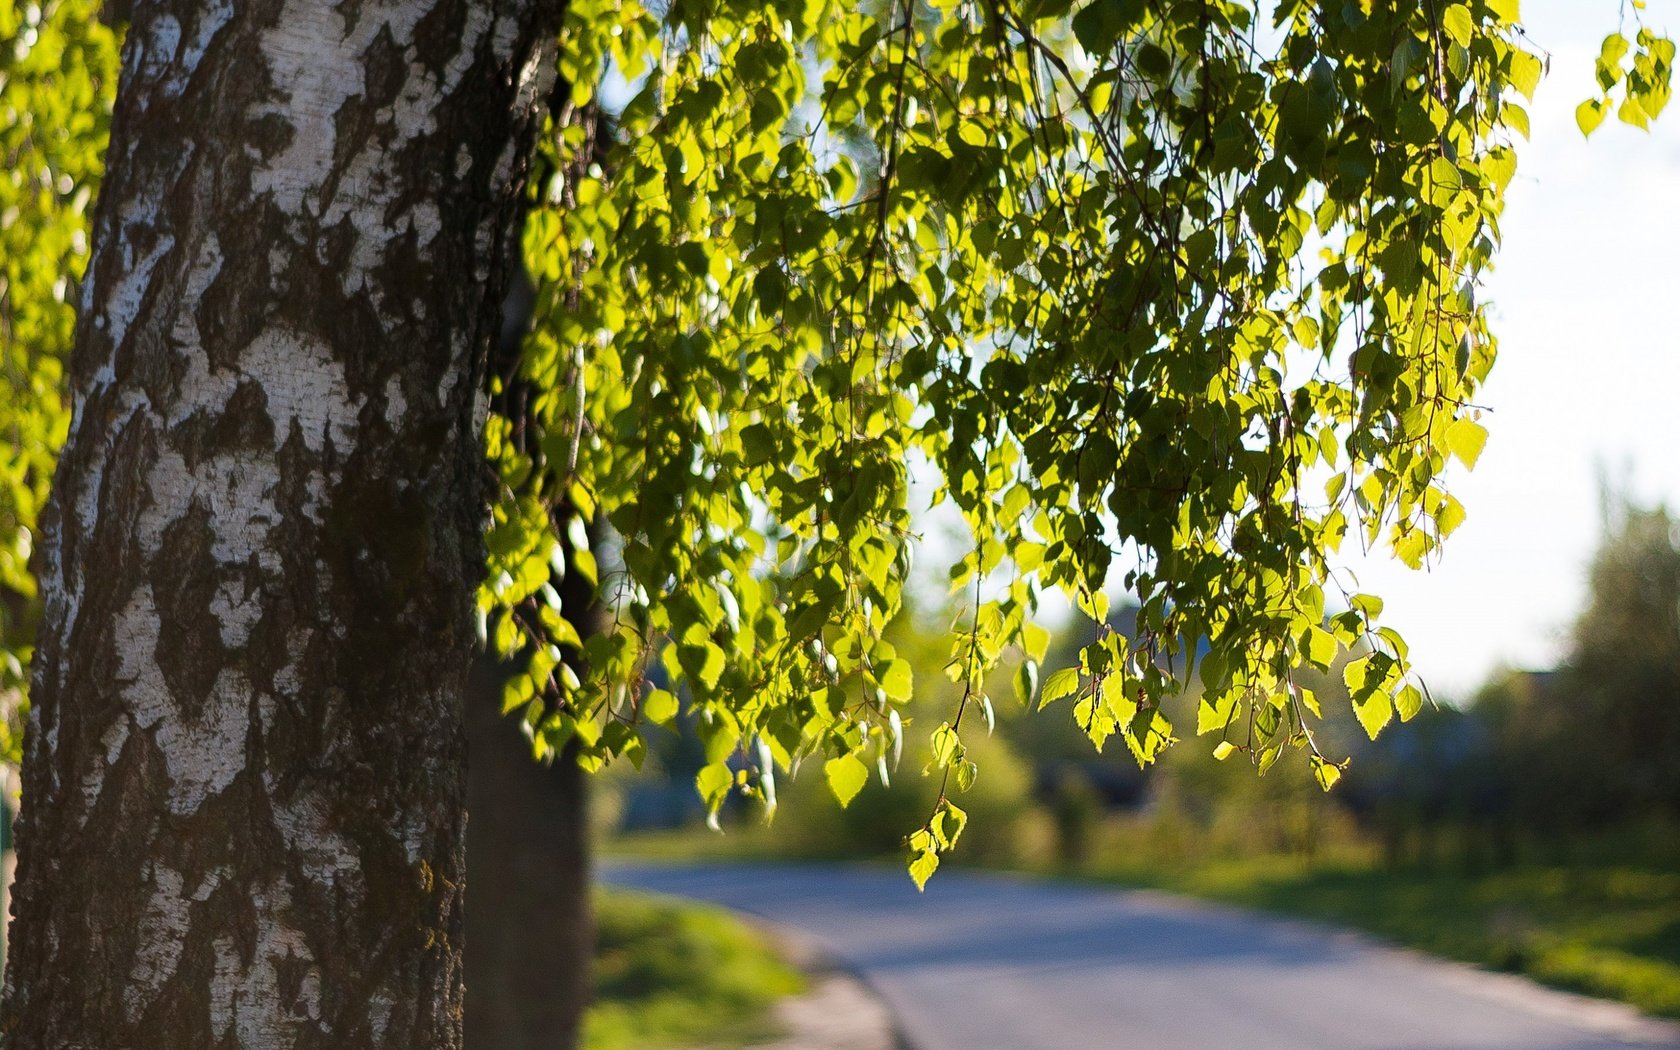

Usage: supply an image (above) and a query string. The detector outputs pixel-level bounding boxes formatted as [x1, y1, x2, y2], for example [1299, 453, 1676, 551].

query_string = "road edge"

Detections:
[744, 916, 918, 1050]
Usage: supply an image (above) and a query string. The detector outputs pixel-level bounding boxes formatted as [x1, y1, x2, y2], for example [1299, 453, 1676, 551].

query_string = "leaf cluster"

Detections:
[0, 0, 1663, 887]
[483, 0, 1545, 882]
[1576, 14, 1675, 136]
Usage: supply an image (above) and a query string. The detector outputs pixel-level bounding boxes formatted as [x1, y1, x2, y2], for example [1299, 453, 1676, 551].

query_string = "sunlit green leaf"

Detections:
[824, 754, 871, 808]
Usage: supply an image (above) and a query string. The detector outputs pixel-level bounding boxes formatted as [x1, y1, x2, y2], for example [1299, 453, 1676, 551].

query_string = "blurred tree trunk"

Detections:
[463, 97, 608, 1050]
[466, 661, 593, 1050]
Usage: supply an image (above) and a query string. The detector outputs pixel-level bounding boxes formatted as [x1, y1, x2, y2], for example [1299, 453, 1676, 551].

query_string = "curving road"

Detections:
[603, 862, 1680, 1050]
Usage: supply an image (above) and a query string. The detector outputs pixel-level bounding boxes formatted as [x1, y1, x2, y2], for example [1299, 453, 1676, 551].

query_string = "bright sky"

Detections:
[1341, 0, 1680, 698]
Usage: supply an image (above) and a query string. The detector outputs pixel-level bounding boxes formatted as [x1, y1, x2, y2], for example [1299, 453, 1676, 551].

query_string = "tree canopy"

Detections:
[2, 0, 1674, 887]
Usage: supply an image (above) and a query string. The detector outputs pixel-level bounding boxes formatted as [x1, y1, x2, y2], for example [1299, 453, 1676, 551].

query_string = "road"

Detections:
[603, 862, 1680, 1050]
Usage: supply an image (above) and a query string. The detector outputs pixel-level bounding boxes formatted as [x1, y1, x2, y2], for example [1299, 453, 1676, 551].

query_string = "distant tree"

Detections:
[1460, 500, 1680, 842]
[1352, 495, 1680, 863]
[1555, 500, 1680, 817]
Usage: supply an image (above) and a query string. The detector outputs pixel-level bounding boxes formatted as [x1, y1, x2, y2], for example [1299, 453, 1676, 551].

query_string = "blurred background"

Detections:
[603, 488, 1680, 1023]
[599, 2, 1680, 1023]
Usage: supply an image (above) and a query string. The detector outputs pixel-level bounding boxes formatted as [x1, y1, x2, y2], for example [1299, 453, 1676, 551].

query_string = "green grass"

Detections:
[1079, 853, 1680, 1019]
[600, 824, 784, 864]
[584, 888, 807, 1050]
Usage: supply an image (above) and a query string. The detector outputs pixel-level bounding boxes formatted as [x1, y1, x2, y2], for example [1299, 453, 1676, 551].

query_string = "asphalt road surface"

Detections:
[603, 862, 1680, 1050]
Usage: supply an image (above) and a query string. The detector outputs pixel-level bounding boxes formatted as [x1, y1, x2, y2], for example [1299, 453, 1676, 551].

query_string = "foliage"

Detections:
[1576, 8, 1676, 136]
[0, 0, 118, 765]
[608, 598, 1042, 863]
[0, 0, 1675, 886]
[1559, 501, 1680, 812]
[584, 887, 806, 1050]
[488, 0, 1568, 886]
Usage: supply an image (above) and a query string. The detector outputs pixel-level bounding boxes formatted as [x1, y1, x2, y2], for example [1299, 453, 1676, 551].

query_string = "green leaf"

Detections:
[878, 659, 913, 702]
[1427, 156, 1462, 207]
[1509, 49, 1543, 99]
[1071, 0, 1143, 56]
[1392, 37, 1424, 97]
[933, 801, 968, 850]
[1350, 593, 1385, 619]
[1576, 98, 1608, 137]
[696, 761, 733, 807]
[1343, 653, 1374, 695]
[908, 848, 940, 891]
[1446, 418, 1488, 469]
[1311, 755, 1344, 791]
[643, 688, 679, 725]
[1617, 94, 1650, 130]
[1123, 709, 1175, 766]
[740, 422, 777, 464]
[824, 754, 870, 807]
[1197, 650, 1227, 691]
[953, 759, 978, 792]
[573, 547, 599, 587]
[928, 722, 962, 770]
[1197, 689, 1239, 735]
[1013, 660, 1039, 705]
[1022, 621, 1052, 662]
[1486, 0, 1519, 25]
[1302, 624, 1337, 670]
[1352, 690, 1393, 740]
[1396, 682, 1425, 722]
[1597, 33, 1631, 91]
[1039, 667, 1080, 708]
[1441, 5, 1474, 48]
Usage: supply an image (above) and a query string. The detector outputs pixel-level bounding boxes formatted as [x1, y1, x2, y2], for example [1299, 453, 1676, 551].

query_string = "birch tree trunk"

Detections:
[2, 1, 563, 1045]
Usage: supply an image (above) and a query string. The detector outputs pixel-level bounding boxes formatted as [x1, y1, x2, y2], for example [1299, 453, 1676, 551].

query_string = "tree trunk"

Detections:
[465, 662, 592, 1050]
[2, 1, 562, 1045]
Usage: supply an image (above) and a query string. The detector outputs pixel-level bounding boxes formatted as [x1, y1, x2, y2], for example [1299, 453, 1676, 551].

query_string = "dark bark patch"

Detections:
[86, 413, 158, 611]
[151, 504, 227, 714]
[243, 111, 296, 166]
[411, 3, 470, 87]
[361, 26, 407, 113]
[217, 379, 277, 450]
[195, 228, 270, 358]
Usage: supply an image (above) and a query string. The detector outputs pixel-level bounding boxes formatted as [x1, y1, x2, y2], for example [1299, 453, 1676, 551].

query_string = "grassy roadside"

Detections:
[1076, 853, 1680, 1020]
[584, 887, 806, 1050]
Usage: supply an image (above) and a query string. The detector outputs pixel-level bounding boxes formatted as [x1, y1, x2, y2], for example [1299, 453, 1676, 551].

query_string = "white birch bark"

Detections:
[2, 1, 563, 1045]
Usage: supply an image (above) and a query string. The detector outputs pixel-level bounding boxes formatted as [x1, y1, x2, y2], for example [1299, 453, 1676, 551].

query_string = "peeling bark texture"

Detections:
[2, 1, 564, 1046]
